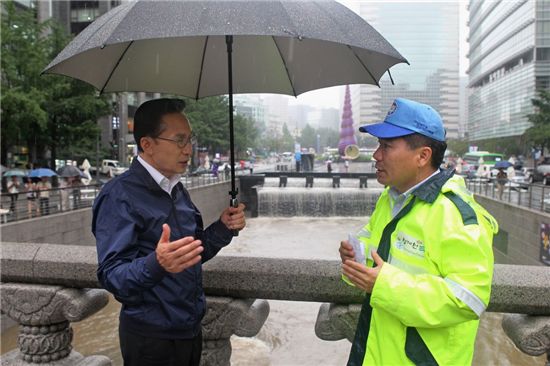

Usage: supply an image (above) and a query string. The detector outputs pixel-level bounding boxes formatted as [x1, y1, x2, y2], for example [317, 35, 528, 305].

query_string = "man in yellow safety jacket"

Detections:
[340, 98, 497, 366]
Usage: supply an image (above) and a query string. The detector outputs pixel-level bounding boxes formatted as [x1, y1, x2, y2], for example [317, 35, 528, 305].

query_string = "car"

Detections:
[507, 171, 529, 190]
[535, 157, 550, 185]
[522, 167, 535, 183]
[188, 166, 212, 176]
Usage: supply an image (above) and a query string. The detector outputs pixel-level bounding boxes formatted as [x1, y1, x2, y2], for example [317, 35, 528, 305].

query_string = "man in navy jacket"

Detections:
[92, 98, 246, 366]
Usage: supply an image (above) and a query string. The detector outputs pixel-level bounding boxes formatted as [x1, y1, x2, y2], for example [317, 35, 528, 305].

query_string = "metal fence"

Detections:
[465, 178, 550, 213]
[0, 171, 243, 224]
[0, 184, 103, 223]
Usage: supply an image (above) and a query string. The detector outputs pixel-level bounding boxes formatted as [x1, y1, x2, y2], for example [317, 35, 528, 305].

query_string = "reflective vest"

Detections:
[345, 170, 497, 365]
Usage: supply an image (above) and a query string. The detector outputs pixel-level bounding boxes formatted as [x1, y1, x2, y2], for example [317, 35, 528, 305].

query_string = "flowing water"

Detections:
[1, 200, 546, 365]
[258, 178, 383, 217]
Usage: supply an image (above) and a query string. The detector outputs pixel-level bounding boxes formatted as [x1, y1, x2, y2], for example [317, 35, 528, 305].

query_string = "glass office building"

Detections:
[468, 0, 550, 142]
[352, 2, 460, 139]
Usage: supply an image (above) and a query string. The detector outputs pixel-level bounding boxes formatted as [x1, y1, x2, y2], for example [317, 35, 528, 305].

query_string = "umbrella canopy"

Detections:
[494, 161, 513, 169]
[3, 169, 27, 178]
[43, 0, 407, 97]
[29, 168, 58, 178]
[57, 165, 84, 178]
[42, 0, 407, 210]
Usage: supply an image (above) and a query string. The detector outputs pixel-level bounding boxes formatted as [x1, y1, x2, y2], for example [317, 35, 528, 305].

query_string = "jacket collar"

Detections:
[129, 157, 165, 193]
[412, 168, 455, 203]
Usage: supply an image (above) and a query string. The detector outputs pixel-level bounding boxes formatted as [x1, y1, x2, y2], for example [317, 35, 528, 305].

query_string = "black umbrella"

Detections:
[43, 0, 408, 210]
[57, 165, 84, 178]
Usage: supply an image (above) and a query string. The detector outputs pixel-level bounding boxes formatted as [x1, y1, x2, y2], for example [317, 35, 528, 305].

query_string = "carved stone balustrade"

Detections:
[201, 298, 269, 366]
[1, 284, 110, 365]
[1, 242, 550, 364]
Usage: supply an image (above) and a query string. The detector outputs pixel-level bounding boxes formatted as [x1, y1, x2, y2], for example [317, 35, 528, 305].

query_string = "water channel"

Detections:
[1, 179, 546, 365]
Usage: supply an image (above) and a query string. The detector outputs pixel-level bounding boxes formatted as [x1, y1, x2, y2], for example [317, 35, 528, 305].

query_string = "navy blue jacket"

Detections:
[92, 159, 233, 339]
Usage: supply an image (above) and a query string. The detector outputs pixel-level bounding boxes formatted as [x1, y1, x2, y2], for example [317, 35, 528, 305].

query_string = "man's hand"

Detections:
[342, 250, 385, 293]
[339, 240, 355, 263]
[220, 203, 246, 231]
[156, 224, 203, 273]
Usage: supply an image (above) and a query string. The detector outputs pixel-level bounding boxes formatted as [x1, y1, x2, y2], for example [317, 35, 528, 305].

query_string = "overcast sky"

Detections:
[286, 0, 469, 110]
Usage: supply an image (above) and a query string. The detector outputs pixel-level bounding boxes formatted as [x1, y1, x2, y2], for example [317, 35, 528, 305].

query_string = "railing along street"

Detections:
[465, 178, 550, 212]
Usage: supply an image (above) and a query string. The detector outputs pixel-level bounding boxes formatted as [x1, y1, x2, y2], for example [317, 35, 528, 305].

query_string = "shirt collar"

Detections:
[389, 168, 441, 203]
[137, 155, 181, 195]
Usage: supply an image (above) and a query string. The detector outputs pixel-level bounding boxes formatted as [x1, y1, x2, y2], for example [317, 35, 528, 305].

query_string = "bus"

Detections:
[462, 151, 504, 178]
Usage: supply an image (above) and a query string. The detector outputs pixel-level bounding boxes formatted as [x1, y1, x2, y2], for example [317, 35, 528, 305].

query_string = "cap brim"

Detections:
[358, 122, 415, 139]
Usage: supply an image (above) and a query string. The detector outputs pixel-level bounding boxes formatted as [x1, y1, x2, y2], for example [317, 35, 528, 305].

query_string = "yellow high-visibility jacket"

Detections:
[345, 170, 497, 366]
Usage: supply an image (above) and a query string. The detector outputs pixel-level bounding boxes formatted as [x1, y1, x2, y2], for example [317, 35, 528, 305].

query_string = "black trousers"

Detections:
[119, 328, 202, 366]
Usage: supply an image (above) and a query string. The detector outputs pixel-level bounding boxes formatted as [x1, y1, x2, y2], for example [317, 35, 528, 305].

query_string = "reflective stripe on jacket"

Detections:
[345, 169, 497, 365]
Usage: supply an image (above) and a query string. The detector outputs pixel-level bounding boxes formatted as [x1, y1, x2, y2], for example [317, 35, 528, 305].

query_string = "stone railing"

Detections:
[1, 242, 550, 365]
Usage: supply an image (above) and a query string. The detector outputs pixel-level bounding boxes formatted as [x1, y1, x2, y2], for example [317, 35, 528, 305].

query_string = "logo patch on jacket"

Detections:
[395, 232, 425, 258]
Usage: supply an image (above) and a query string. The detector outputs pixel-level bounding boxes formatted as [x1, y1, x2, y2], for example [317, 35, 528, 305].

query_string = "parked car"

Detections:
[535, 157, 550, 185]
[506, 170, 530, 190]
[522, 167, 535, 183]
[89, 159, 127, 177]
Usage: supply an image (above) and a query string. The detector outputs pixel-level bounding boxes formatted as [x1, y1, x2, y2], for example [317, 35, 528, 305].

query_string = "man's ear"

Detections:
[140, 137, 154, 155]
[417, 146, 433, 168]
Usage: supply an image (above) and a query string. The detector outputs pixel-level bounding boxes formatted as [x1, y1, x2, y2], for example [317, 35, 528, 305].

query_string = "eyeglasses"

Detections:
[154, 134, 197, 148]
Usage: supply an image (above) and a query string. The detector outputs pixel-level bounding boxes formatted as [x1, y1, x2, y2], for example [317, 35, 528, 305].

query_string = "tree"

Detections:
[298, 124, 317, 150]
[446, 138, 470, 157]
[525, 89, 550, 156]
[1, 1, 111, 168]
[183, 96, 259, 158]
[281, 123, 295, 152]
[1, 1, 49, 165]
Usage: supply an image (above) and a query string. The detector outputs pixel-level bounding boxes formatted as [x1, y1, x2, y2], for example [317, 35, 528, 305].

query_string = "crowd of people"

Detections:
[2, 172, 86, 220]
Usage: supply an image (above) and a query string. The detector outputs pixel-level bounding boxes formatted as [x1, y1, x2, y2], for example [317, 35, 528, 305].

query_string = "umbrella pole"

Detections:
[226, 35, 239, 236]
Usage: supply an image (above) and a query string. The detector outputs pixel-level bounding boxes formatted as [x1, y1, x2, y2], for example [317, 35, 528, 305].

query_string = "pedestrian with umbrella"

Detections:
[496, 167, 508, 200]
[30, 168, 57, 216]
[42, 0, 407, 213]
[6, 175, 22, 217]
[92, 98, 246, 366]
[42, 1, 407, 364]
[58, 165, 84, 209]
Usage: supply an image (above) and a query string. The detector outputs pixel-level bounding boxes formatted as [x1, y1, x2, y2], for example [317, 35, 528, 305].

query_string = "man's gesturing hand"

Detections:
[156, 224, 203, 273]
[342, 250, 385, 293]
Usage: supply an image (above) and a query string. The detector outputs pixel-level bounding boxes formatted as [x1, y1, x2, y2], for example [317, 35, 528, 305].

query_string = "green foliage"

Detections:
[1, 0, 110, 167]
[525, 89, 550, 152]
[298, 124, 317, 150]
[317, 127, 339, 149]
[281, 123, 295, 152]
[446, 138, 470, 157]
[183, 96, 259, 158]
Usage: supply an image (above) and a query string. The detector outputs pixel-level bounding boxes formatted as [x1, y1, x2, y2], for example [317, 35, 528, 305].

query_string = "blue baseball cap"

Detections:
[358, 98, 446, 142]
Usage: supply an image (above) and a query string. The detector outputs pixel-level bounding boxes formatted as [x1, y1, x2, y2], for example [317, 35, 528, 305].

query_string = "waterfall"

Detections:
[257, 178, 383, 217]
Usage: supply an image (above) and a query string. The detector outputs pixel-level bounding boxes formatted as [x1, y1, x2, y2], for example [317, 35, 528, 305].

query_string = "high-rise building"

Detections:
[467, 0, 550, 142]
[351, 2, 460, 139]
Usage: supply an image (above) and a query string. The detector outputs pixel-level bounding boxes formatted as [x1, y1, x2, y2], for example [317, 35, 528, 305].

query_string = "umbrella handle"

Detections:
[230, 197, 239, 237]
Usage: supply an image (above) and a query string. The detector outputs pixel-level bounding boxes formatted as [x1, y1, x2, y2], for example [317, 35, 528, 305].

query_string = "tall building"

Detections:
[467, 0, 550, 142]
[234, 95, 267, 133]
[351, 2, 460, 139]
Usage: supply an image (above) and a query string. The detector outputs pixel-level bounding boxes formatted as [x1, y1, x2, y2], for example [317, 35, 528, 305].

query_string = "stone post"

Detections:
[315, 303, 359, 342]
[201, 297, 269, 366]
[502, 313, 550, 366]
[1, 283, 111, 366]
